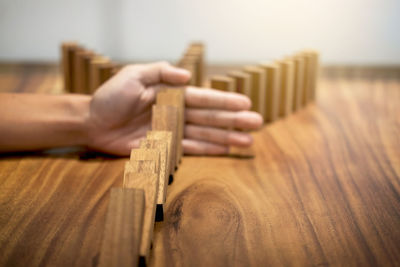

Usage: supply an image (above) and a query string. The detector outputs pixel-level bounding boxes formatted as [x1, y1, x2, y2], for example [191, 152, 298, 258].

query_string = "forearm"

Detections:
[0, 93, 90, 152]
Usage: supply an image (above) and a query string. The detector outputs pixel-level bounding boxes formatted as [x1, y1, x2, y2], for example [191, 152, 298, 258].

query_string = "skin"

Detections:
[0, 62, 263, 156]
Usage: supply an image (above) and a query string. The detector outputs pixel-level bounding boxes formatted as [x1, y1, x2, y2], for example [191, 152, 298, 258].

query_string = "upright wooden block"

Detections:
[227, 71, 251, 96]
[152, 105, 179, 171]
[210, 76, 235, 92]
[140, 139, 169, 221]
[177, 60, 196, 86]
[259, 63, 281, 122]
[61, 42, 82, 93]
[156, 90, 184, 165]
[308, 50, 319, 101]
[146, 131, 173, 178]
[276, 60, 295, 117]
[89, 56, 110, 94]
[299, 52, 312, 105]
[292, 55, 305, 111]
[243, 66, 266, 119]
[123, 171, 159, 266]
[98, 188, 144, 267]
[74, 50, 95, 94]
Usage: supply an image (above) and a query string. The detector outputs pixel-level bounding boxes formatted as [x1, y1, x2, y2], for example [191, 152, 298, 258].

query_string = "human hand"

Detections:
[85, 62, 263, 156]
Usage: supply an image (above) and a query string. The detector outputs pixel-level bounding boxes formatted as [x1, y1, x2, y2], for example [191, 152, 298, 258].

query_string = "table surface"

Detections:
[0, 64, 399, 267]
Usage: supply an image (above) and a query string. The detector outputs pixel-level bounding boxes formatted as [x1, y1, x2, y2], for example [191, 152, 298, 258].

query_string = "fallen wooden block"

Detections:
[210, 75, 235, 92]
[276, 60, 294, 117]
[61, 42, 83, 93]
[259, 63, 281, 122]
[152, 105, 178, 171]
[98, 188, 144, 267]
[139, 139, 169, 221]
[243, 66, 266, 119]
[291, 55, 305, 111]
[146, 131, 173, 181]
[123, 170, 159, 266]
[156, 90, 184, 166]
[227, 71, 251, 96]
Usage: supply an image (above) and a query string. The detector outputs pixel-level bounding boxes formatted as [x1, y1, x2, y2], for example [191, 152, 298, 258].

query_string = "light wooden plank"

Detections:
[98, 188, 144, 267]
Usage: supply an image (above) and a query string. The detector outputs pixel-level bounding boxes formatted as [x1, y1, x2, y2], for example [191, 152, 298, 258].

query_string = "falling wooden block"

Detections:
[276, 60, 294, 117]
[89, 56, 110, 94]
[139, 139, 169, 221]
[259, 63, 281, 122]
[98, 188, 144, 267]
[123, 160, 157, 187]
[61, 42, 82, 93]
[152, 105, 178, 171]
[210, 75, 235, 92]
[156, 90, 184, 165]
[123, 170, 159, 266]
[74, 50, 95, 94]
[146, 131, 173, 179]
[243, 66, 266, 119]
[291, 55, 305, 111]
[227, 71, 251, 96]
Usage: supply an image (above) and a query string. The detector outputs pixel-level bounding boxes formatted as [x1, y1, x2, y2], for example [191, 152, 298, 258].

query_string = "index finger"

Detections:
[185, 86, 251, 111]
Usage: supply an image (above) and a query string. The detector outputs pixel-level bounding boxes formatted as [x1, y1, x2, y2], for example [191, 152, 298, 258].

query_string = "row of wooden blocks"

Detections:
[176, 42, 205, 87]
[210, 50, 319, 122]
[97, 88, 185, 267]
[61, 42, 117, 94]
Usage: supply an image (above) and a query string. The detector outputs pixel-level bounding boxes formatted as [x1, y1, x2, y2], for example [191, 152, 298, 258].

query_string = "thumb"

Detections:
[136, 61, 191, 86]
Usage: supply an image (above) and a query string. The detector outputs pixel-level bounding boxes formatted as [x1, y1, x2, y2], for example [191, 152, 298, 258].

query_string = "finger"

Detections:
[125, 62, 191, 86]
[186, 108, 263, 130]
[183, 139, 229, 155]
[185, 124, 253, 147]
[185, 86, 251, 111]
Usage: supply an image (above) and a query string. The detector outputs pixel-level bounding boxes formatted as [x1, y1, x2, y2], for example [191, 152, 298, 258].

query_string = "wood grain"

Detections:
[146, 131, 173, 177]
[98, 187, 144, 267]
[0, 64, 400, 267]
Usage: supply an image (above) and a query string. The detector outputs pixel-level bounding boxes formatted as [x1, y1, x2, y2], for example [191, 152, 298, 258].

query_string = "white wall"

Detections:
[0, 0, 399, 64]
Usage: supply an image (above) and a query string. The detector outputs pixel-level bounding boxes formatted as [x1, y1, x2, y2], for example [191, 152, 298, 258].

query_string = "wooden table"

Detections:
[0, 64, 399, 266]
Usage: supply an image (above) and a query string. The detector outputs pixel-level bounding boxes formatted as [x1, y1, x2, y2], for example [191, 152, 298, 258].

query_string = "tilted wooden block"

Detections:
[98, 188, 144, 267]
[210, 75, 235, 92]
[123, 160, 157, 187]
[146, 131, 173, 178]
[61, 42, 83, 93]
[243, 66, 266, 119]
[152, 105, 178, 170]
[227, 71, 251, 96]
[140, 139, 169, 221]
[276, 60, 294, 117]
[123, 170, 159, 265]
[291, 55, 305, 111]
[129, 148, 160, 174]
[156, 90, 184, 165]
[89, 56, 110, 94]
[259, 63, 281, 122]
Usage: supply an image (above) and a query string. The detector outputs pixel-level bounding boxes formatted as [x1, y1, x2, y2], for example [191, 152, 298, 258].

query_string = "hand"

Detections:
[85, 62, 263, 155]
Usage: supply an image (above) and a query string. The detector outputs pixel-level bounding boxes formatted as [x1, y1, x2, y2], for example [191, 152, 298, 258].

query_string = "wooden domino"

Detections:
[89, 56, 111, 93]
[98, 188, 144, 267]
[146, 131, 173, 179]
[74, 50, 95, 94]
[227, 71, 251, 96]
[275, 60, 294, 117]
[291, 55, 305, 111]
[243, 66, 266, 119]
[61, 42, 83, 93]
[259, 63, 281, 122]
[210, 75, 235, 92]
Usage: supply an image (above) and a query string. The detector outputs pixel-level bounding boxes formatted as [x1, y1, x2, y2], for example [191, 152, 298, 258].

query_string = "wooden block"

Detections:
[179, 56, 199, 86]
[227, 71, 251, 96]
[123, 160, 157, 187]
[123, 170, 158, 265]
[243, 66, 266, 119]
[146, 131, 173, 178]
[156, 90, 184, 165]
[140, 139, 169, 221]
[299, 52, 312, 105]
[130, 148, 160, 173]
[89, 56, 110, 94]
[74, 50, 95, 94]
[307, 50, 320, 101]
[152, 105, 178, 171]
[259, 63, 281, 122]
[177, 61, 196, 86]
[291, 56, 305, 111]
[210, 75, 235, 92]
[98, 62, 116, 86]
[61, 42, 82, 93]
[275, 60, 295, 117]
[98, 188, 144, 267]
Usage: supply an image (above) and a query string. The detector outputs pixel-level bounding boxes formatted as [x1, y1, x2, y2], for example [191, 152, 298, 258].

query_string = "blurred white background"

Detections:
[0, 0, 399, 64]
